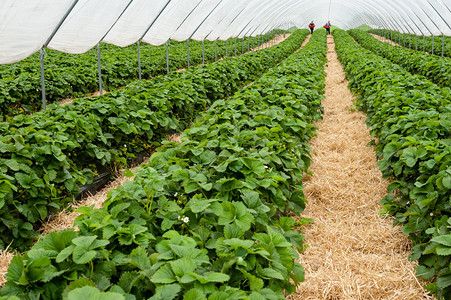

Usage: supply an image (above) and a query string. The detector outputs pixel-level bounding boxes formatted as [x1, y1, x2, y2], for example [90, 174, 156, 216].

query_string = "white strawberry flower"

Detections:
[183, 217, 189, 223]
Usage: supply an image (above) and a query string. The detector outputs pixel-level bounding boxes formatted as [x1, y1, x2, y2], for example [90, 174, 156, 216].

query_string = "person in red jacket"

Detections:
[324, 21, 331, 35]
[308, 21, 315, 34]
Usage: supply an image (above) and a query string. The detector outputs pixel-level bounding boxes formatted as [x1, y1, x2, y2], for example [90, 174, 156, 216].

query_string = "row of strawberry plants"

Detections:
[0, 30, 310, 251]
[349, 29, 451, 88]
[334, 28, 451, 299]
[0, 36, 257, 120]
[0, 29, 327, 300]
[368, 29, 451, 58]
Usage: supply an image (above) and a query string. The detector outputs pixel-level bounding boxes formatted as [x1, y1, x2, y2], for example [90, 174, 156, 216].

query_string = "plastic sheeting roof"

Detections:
[0, 0, 450, 64]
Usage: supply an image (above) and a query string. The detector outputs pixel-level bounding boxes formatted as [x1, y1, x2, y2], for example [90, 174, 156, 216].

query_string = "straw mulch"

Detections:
[290, 35, 434, 300]
[0, 247, 15, 286]
[298, 34, 311, 51]
[369, 33, 399, 46]
[60, 90, 103, 106]
[248, 33, 290, 52]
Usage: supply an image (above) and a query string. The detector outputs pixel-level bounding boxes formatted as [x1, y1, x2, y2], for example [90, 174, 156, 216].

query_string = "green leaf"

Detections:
[240, 157, 266, 176]
[291, 262, 305, 284]
[204, 272, 230, 283]
[437, 274, 451, 289]
[151, 264, 176, 284]
[431, 235, 451, 247]
[400, 147, 419, 167]
[127, 247, 151, 270]
[3, 159, 20, 171]
[72, 248, 97, 264]
[62, 278, 96, 299]
[261, 268, 284, 280]
[240, 189, 260, 207]
[187, 195, 215, 213]
[149, 284, 181, 300]
[240, 269, 263, 291]
[27, 257, 52, 282]
[442, 176, 451, 189]
[435, 246, 451, 256]
[183, 289, 207, 300]
[66, 286, 125, 300]
[224, 224, 244, 239]
[223, 238, 254, 249]
[208, 291, 229, 300]
[56, 245, 75, 263]
[170, 257, 196, 277]
[5, 255, 24, 283]
[415, 265, 435, 280]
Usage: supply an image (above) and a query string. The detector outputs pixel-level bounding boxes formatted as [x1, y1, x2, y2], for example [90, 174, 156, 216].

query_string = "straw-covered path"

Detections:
[290, 35, 434, 299]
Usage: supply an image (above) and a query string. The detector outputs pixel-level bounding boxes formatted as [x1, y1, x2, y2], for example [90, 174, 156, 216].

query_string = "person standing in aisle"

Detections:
[324, 20, 331, 35]
[308, 21, 315, 34]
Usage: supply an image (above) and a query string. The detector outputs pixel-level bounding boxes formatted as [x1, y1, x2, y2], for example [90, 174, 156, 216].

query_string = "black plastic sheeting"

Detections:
[77, 152, 151, 199]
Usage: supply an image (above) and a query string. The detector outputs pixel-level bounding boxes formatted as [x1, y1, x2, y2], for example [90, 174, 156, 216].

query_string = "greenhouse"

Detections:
[0, 0, 450, 299]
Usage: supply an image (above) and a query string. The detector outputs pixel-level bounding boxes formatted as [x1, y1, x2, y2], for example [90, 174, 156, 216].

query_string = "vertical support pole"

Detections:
[215, 39, 218, 61]
[226, 40, 228, 57]
[253, 36, 255, 50]
[187, 39, 190, 68]
[202, 39, 205, 64]
[415, 34, 418, 51]
[137, 41, 142, 81]
[442, 34, 445, 57]
[432, 35, 434, 55]
[423, 34, 426, 52]
[166, 40, 169, 74]
[235, 37, 237, 56]
[241, 37, 244, 54]
[97, 43, 103, 95]
[40, 48, 46, 110]
[247, 36, 250, 52]
[409, 34, 411, 49]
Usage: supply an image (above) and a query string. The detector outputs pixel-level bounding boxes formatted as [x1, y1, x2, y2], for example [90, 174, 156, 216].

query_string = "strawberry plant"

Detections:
[0, 29, 327, 299]
[0, 30, 311, 251]
[349, 29, 451, 88]
[368, 29, 451, 58]
[0, 35, 265, 120]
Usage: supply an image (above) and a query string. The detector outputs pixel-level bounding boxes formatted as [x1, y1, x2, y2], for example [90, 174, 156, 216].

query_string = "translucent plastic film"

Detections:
[0, 0, 449, 64]
[0, 0, 73, 63]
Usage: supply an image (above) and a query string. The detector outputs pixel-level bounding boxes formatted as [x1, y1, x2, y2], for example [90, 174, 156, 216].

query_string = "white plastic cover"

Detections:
[0, 0, 450, 64]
